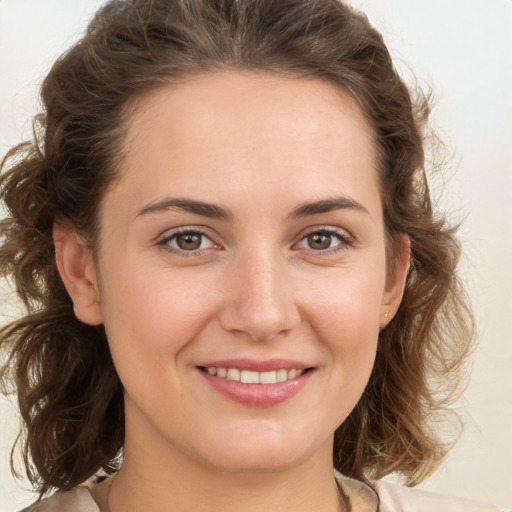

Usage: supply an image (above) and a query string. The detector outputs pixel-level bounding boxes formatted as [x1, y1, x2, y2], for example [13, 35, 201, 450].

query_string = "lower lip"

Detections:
[199, 369, 313, 407]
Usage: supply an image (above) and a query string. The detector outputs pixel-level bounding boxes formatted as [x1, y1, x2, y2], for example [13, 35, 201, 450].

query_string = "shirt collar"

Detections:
[335, 471, 380, 512]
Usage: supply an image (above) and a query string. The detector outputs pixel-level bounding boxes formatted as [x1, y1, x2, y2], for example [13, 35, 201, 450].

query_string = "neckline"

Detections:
[82, 472, 379, 512]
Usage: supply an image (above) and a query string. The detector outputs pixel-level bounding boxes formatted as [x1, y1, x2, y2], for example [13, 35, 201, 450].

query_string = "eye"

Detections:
[296, 228, 351, 252]
[158, 228, 216, 253]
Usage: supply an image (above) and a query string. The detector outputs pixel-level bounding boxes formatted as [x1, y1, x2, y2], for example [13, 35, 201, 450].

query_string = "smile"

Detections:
[198, 363, 314, 407]
[200, 367, 306, 384]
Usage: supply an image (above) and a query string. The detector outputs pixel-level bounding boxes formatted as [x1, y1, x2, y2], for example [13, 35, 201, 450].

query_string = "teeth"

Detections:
[259, 371, 277, 384]
[204, 367, 305, 384]
[241, 370, 259, 384]
[276, 369, 288, 382]
[227, 368, 241, 381]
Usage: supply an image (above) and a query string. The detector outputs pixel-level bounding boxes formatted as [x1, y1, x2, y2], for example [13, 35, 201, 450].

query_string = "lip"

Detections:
[198, 358, 311, 372]
[197, 359, 314, 407]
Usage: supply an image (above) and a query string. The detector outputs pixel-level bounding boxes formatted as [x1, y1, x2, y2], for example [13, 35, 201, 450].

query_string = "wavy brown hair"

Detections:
[1, 0, 472, 498]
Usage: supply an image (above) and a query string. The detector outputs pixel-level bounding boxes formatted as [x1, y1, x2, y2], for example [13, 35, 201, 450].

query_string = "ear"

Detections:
[53, 223, 103, 326]
[380, 234, 410, 328]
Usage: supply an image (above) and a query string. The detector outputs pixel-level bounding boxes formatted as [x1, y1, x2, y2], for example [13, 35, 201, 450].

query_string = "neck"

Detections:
[101, 437, 343, 512]
[95, 398, 347, 512]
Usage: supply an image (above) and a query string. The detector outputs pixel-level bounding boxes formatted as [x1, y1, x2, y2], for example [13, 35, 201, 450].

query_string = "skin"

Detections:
[54, 71, 409, 512]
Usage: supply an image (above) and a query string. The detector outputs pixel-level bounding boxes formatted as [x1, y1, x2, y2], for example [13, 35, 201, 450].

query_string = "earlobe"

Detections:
[53, 224, 103, 326]
[380, 234, 411, 327]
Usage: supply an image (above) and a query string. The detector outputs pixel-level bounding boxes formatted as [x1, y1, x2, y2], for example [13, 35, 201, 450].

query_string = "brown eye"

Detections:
[296, 229, 348, 253]
[160, 230, 215, 253]
[307, 233, 333, 250]
[176, 233, 202, 250]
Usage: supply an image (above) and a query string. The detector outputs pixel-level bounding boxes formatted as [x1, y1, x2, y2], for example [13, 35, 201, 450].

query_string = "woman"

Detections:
[0, 0, 505, 511]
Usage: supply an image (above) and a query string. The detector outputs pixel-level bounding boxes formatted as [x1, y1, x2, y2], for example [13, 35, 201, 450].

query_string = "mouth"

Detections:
[197, 362, 315, 407]
[198, 366, 313, 384]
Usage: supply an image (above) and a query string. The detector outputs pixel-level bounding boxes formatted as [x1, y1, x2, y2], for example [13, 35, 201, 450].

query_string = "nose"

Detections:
[218, 248, 301, 342]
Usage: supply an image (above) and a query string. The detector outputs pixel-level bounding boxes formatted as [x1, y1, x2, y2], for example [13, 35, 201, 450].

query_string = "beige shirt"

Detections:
[21, 474, 509, 512]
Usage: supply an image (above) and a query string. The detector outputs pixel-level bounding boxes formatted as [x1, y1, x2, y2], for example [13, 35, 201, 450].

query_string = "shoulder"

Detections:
[375, 479, 509, 512]
[19, 487, 99, 512]
[335, 472, 508, 512]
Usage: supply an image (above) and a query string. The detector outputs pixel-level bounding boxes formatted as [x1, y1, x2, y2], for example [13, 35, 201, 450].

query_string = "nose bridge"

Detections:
[220, 243, 299, 341]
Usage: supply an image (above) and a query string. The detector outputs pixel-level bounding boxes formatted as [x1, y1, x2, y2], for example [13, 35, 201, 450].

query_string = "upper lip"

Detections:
[197, 358, 312, 372]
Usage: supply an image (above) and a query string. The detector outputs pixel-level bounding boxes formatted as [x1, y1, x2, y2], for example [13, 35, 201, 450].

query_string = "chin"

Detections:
[207, 449, 308, 474]
[196, 428, 331, 475]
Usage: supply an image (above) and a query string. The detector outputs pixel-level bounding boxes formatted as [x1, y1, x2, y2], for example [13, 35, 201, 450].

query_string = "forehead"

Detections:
[128, 70, 369, 125]
[109, 70, 380, 220]
[123, 70, 374, 161]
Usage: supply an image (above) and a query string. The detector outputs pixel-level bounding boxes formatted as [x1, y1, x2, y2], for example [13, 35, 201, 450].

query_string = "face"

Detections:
[63, 71, 407, 475]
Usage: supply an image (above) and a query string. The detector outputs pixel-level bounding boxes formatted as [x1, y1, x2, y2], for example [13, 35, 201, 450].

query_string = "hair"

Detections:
[1, 0, 472, 498]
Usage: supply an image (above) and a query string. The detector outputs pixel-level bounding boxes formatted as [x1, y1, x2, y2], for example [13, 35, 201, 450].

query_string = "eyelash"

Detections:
[297, 227, 354, 255]
[157, 227, 217, 257]
[156, 226, 353, 257]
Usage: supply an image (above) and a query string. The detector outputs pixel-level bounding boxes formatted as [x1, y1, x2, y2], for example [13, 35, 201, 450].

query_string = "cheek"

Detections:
[302, 266, 384, 393]
[304, 264, 385, 338]
[97, 258, 220, 380]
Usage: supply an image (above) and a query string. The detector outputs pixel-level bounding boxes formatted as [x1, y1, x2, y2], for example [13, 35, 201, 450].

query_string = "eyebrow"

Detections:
[137, 194, 370, 221]
[289, 195, 371, 219]
[137, 197, 233, 220]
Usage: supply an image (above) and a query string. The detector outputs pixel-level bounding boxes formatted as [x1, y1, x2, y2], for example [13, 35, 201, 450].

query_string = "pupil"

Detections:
[308, 233, 331, 250]
[177, 233, 201, 250]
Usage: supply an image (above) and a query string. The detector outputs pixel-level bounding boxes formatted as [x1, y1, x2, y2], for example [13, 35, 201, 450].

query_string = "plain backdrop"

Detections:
[1, 1, 511, 510]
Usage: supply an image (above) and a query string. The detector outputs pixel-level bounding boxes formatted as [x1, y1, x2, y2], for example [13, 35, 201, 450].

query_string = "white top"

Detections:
[20, 474, 509, 512]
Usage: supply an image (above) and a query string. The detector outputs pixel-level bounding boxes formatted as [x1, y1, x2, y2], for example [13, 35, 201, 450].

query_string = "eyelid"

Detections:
[154, 224, 354, 257]
[156, 226, 221, 256]
[293, 225, 354, 254]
